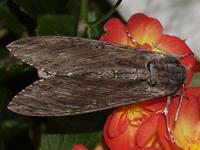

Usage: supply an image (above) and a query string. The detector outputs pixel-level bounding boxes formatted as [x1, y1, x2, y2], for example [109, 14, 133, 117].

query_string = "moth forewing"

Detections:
[6, 36, 186, 116]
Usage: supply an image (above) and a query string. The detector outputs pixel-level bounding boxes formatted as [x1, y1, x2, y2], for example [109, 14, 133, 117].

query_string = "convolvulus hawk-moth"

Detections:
[6, 36, 186, 116]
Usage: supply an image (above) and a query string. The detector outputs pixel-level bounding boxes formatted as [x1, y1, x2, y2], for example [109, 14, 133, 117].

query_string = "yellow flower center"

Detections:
[127, 107, 149, 126]
[184, 143, 200, 150]
[182, 124, 200, 150]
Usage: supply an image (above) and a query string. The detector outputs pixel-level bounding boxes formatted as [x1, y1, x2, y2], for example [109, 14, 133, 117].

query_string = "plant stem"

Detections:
[31, 123, 45, 150]
[89, 0, 123, 27]
[77, 0, 88, 37]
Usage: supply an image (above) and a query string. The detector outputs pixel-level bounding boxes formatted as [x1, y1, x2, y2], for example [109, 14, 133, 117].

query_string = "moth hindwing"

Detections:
[7, 36, 186, 116]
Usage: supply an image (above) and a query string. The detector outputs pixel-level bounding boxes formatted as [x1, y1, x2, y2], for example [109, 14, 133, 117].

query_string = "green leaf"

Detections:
[0, 3, 25, 36]
[87, 24, 103, 39]
[1, 119, 31, 139]
[40, 111, 109, 150]
[40, 132, 102, 150]
[86, 11, 106, 39]
[0, 0, 7, 4]
[190, 72, 200, 86]
[0, 54, 38, 110]
[88, 11, 98, 23]
[66, 0, 80, 15]
[0, 138, 6, 150]
[36, 14, 77, 36]
[13, 0, 68, 18]
[0, 48, 9, 59]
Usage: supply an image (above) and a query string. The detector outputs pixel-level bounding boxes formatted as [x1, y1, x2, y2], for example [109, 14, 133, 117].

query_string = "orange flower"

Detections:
[100, 13, 199, 150]
[157, 87, 200, 150]
[100, 13, 195, 85]
[103, 98, 166, 150]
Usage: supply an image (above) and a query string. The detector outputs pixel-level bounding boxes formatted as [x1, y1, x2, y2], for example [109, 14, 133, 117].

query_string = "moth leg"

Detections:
[125, 29, 144, 48]
[174, 85, 190, 121]
[163, 96, 176, 143]
[174, 84, 185, 121]
[174, 94, 184, 121]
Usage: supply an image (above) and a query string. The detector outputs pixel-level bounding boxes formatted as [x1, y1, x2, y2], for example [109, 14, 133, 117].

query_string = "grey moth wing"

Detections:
[7, 75, 173, 116]
[7, 36, 186, 116]
[7, 36, 159, 76]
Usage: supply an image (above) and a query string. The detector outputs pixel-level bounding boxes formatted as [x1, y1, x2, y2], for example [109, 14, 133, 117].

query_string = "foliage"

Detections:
[0, 0, 118, 150]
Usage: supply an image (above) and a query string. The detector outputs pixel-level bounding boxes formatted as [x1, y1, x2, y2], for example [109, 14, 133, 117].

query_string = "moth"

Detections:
[6, 36, 186, 117]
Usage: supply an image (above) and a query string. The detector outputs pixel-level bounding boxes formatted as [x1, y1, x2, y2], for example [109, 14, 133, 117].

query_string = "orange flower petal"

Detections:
[136, 113, 161, 147]
[155, 34, 195, 85]
[155, 34, 195, 69]
[105, 107, 129, 138]
[140, 97, 166, 112]
[156, 35, 192, 54]
[157, 116, 183, 150]
[157, 88, 200, 149]
[104, 120, 138, 150]
[142, 148, 159, 150]
[193, 59, 200, 72]
[127, 13, 163, 46]
[100, 18, 128, 45]
[103, 99, 167, 150]
[134, 146, 160, 150]
[177, 96, 200, 124]
[186, 87, 200, 97]
[172, 95, 200, 148]
[185, 69, 194, 86]
[167, 88, 200, 128]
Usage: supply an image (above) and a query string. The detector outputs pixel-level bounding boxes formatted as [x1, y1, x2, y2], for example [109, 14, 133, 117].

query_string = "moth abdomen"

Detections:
[73, 68, 150, 81]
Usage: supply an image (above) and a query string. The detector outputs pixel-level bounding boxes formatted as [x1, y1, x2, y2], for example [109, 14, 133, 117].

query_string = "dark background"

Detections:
[0, 0, 120, 149]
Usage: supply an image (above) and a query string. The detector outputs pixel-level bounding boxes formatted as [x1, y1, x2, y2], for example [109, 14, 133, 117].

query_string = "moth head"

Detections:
[147, 55, 186, 92]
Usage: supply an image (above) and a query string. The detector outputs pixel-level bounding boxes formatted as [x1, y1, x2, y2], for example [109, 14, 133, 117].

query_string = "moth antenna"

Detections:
[178, 52, 194, 60]
[163, 96, 176, 144]
[164, 84, 187, 143]
[152, 43, 170, 55]
[152, 43, 194, 60]
[175, 94, 184, 121]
